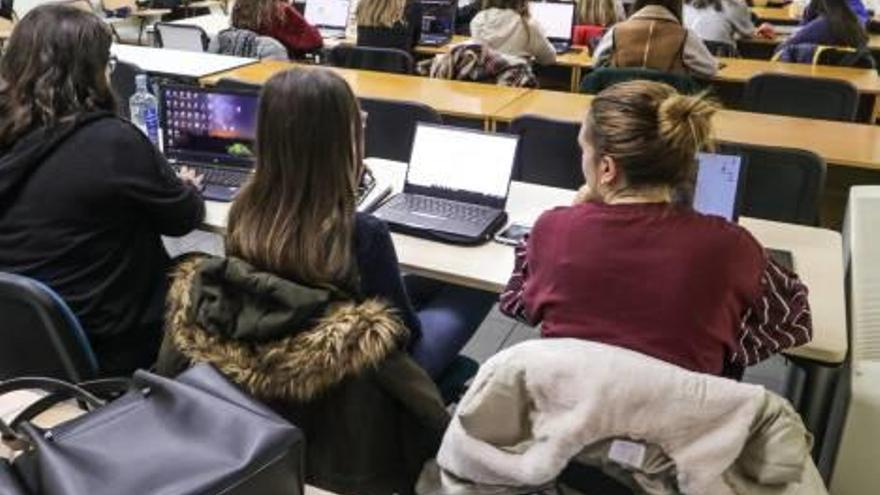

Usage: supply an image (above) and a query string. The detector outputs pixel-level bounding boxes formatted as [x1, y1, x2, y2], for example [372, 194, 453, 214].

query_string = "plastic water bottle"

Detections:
[129, 74, 160, 147]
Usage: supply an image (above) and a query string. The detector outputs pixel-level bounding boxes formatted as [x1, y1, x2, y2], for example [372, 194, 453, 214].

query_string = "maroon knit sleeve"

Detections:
[731, 257, 813, 367]
[499, 235, 536, 324]
[271, 3, 323, 54]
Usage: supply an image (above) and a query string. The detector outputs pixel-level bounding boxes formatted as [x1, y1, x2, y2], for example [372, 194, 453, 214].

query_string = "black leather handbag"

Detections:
[0, 364, 305, 495]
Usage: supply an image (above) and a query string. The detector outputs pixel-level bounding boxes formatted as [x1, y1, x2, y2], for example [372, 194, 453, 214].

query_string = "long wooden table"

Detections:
[491, 89, 880, 170]
[200, 59, 530, 129]
[202, 158, 847, 365]
[752, 5, 802, 24]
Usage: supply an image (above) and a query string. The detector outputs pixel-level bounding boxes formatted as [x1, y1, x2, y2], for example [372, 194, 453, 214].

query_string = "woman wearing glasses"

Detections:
[0, 4, 205, 376]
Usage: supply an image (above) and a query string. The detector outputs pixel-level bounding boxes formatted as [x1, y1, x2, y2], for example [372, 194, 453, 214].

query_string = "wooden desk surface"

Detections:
[201, 60, 531, 121]
[492, 90, 880, 170]
[203, 158, 847, 364]
[716, 57, 880, 94]
[752, 5, 801, 23]
[741, 32, 880, 51]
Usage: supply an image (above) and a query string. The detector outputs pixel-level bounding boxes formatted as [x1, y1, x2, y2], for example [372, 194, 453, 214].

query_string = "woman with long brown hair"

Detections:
[500, 81, 812, 378]
[356, 0, 423, 52]
[156, 67, 490, 493]
[0, 3, 205, 375]
[470, 0, 557, 64]
[231, 0, 323, 57]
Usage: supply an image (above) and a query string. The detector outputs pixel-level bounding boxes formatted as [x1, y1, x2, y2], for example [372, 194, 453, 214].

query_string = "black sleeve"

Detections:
[109, 122, 205, 237]
[407, 1, 423, 49]
[355, 214, 423, 339]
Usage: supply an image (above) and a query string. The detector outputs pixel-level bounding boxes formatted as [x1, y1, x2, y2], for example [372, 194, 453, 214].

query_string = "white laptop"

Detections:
[305, 0, 351, 39]
[372, 123, 520, 244]
[693, 152, 746, 222]
[528, 1, 576, 53]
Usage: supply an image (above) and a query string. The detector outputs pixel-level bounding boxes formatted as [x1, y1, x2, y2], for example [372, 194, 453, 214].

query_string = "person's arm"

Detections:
[355, 215, 423, 338]
[728, 0, 760, 38]
[782, 17, 830, 47]
[526, 17, 557, 64]
[682, 30, 720, 77]
[109, 123, 204, 237]
[499, 236, 538, 324]
[273, 2, 323, 54]
[730, 257, 813, 368]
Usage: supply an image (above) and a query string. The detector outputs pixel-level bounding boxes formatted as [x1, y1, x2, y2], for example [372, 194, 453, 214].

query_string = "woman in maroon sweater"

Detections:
[500, 81, 812, 377]
[232, 0, 323, 57]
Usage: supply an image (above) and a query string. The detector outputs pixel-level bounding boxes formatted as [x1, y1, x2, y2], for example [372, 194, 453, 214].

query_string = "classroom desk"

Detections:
[752, 5, 802, 24]
[491, 90, 880, 171]
[715, 57, 880, 95]
[111, 44, 258, 79]
[202, 158, 847, 365]
[200, 60, 532, 128]
[167, 12, 230, 37]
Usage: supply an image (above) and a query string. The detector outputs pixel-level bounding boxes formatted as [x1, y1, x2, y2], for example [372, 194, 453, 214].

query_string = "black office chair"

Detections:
[327, 45, 415, 75]
[360, 97, 442, 162]
[719, 142, 826, 225]
[154, 22, 210, 52]
[215, 78, 262, 92]
[0, 273, 99, 381]
[703, 39, 738, 57]
[509, 115, 582, 190]
[580, 67, 702, 95]
[814, 46, 876, 69]
[742, 73, 859, 122]
[110, 60, 145, 119]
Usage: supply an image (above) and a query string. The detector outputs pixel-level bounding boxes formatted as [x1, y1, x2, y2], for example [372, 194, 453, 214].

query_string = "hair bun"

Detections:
[657, 93, 717, 156]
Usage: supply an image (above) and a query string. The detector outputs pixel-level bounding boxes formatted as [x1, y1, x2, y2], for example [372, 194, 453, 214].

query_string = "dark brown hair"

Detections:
[813, 0, 868, 48]
[0, 4, 116, 148]
[632, 0, 684, 22]
[226, 68, 364, 294]
[231, 0, 279, 32]
[585, 80, 717, 190]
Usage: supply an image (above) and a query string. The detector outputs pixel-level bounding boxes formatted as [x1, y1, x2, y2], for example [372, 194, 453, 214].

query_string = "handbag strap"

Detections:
[8, 378, 131, 430]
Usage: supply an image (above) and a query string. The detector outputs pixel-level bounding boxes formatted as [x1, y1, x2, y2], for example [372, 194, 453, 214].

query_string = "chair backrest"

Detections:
[155, 22, 209, 52]
[719, 142, 826, 225]
[509, 115, 582, 190]
[110, 60, 144, 119]
[327, 45, 414, 75]
[742, 73, 859, 122]
[102, 0, 137, 12]
[0, 273, 98, 381]
[359, 97, 442, 162]
[703, 39, 737, 57]
[814, 46, 876, 69]
[0, 0, 13, 20]
[580, 67, 701, 94]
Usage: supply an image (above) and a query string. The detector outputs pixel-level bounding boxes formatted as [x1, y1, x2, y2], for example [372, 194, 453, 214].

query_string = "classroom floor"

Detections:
[164, 230, 794, 399]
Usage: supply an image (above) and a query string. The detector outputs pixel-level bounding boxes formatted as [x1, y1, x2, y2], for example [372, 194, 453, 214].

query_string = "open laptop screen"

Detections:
[404, 123, 519, 208]
[693, 152, 745, 221]
[421, 0, 456, 39]
[528, 1, 575, 41]
[305, 0, 350, 29]
[160, 85, 258, 168]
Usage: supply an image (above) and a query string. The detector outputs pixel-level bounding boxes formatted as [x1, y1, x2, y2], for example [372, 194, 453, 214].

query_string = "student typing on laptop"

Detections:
[356, 0, 424, 52]
[232, 0, 323, 57]
[500, 81, 813, 379]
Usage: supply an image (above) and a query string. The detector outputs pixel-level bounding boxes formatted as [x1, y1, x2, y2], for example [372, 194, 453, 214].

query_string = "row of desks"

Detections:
[197, 59, 880, 171]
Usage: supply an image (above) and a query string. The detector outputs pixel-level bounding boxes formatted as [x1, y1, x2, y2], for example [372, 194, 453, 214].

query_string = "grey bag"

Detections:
[0, 364, 305, 495]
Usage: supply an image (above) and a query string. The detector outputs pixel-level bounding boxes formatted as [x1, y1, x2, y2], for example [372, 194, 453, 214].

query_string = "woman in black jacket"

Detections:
[356, 0, 423, 52]
[0, 4, 205, 375]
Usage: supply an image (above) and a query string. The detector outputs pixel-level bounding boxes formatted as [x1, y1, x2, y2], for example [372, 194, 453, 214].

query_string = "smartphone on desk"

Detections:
[494, 223, 532, 246]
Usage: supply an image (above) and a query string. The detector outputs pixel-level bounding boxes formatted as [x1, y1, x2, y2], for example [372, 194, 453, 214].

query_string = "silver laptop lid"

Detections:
[305, 0, 350, 30]
[159, 85, 258, 168]
[404, 123, 520, 209]
[528, 1, 575, 43]
[693, 152, 746, 222]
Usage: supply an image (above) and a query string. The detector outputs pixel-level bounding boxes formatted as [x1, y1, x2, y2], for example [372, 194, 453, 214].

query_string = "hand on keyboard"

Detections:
[177, 166, 205, 191]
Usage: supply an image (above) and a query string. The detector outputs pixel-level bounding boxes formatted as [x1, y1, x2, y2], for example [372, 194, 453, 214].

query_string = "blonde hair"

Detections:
[356, 0, 408, 28]
[577, 0, 619, 26]
[585, 80, 717, 190]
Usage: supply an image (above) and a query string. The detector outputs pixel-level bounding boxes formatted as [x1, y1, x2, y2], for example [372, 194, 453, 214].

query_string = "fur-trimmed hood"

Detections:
[165, 255, 410, 402]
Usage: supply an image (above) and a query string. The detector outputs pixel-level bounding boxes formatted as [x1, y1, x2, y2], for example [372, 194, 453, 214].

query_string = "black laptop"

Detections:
[160, 85, 259, 202]
[420, 0, 457, 46]
[528, 0, 576, 54]
[372, 123, 520, 244]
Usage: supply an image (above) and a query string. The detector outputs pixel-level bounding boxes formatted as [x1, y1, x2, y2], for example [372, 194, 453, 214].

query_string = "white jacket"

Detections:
[419, 339, 826, 495]
[470, 8, 556, 65]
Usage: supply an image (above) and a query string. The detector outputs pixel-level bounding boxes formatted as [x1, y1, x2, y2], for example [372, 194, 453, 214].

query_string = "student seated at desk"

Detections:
[0, 4, 205, 376]
[500, 81, 812, 378]
[231, 0, 323, 58]
[157, 67, 451, 495]
[470, 0, 557, 64]
[778, 0, 868, 52]
[356, 0, 423, 52]
[592, 0, 719, 77]
[683, 0, 776, 51]
[577, 0, 626, 26]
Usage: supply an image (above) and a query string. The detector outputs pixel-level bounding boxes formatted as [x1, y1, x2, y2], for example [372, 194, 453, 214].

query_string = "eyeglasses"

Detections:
[107, 55, 118, 74]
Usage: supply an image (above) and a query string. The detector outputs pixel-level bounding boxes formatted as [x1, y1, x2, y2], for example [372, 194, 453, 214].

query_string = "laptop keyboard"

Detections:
[174, 165, 250, 188]
[389, 195, 496, 224]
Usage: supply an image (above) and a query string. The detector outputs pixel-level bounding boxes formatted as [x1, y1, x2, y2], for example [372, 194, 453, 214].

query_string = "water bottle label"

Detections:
[145, 105, 160, 146]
